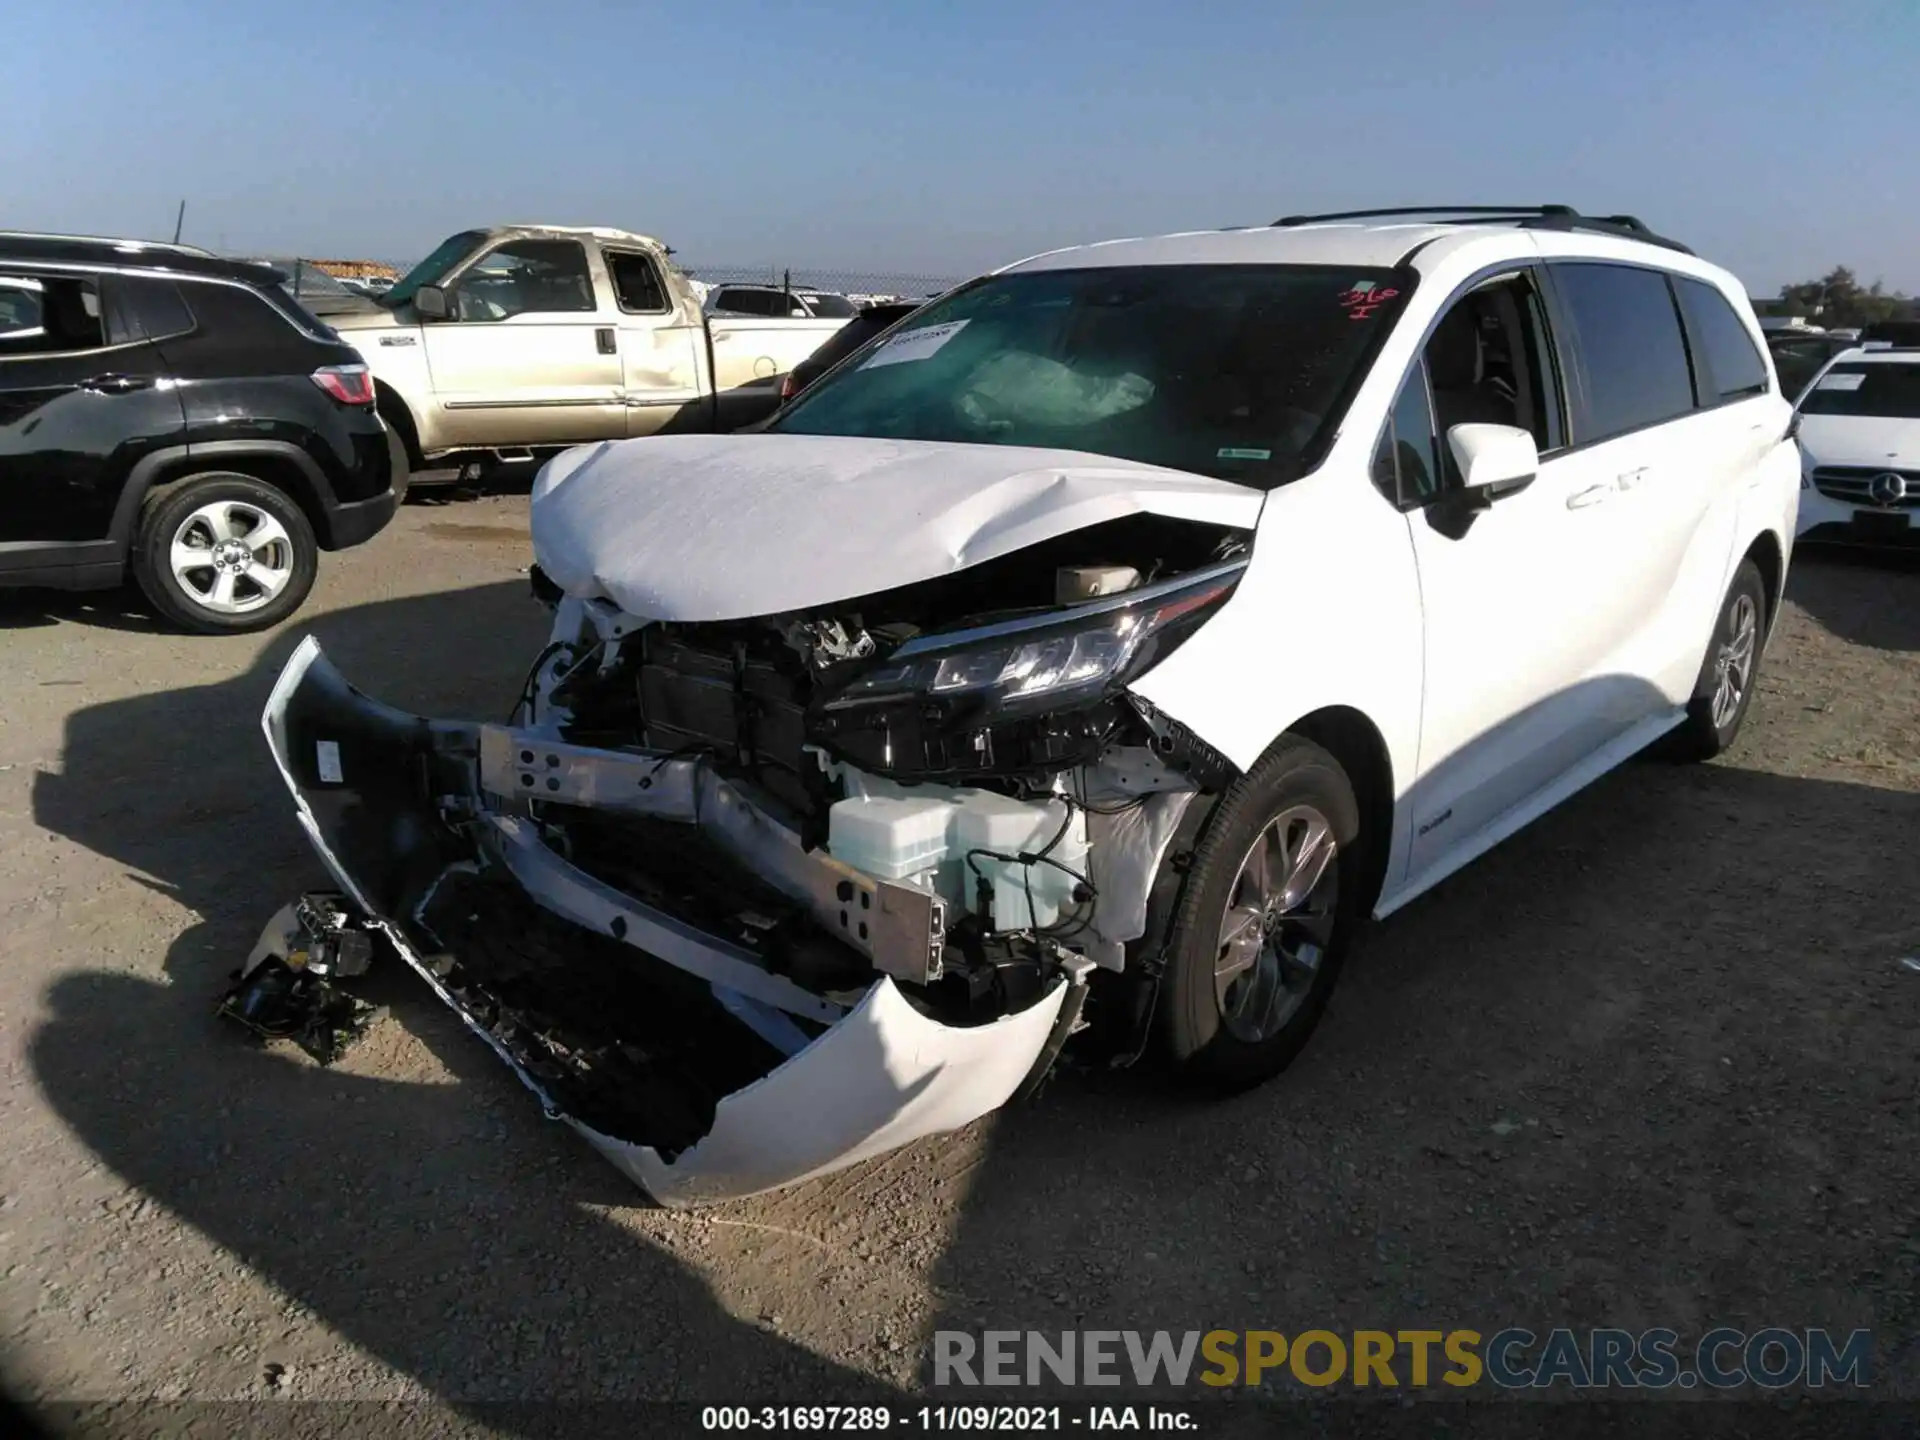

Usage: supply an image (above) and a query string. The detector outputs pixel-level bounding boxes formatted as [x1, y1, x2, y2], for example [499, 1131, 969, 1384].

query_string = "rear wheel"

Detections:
[1160, 737, 1361, 1091]
[1665, 558, 1767, 761]
[130, 473, 318, 634]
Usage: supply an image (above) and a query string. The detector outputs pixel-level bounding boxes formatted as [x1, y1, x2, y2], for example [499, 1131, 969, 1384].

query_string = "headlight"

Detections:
[821, 562, 1243, 719]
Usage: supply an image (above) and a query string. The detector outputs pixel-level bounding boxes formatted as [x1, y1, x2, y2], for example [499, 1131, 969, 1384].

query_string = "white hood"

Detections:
[529, 433, 1265, 621]
[1796, 414, 1920, 468]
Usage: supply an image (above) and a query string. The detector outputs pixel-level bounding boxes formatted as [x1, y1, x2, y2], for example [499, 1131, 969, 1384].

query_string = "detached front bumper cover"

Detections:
[249, 636, 1068, 1206]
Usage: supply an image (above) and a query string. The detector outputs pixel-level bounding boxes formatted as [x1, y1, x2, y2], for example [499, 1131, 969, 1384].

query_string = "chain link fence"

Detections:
[674, 264, 965, 303]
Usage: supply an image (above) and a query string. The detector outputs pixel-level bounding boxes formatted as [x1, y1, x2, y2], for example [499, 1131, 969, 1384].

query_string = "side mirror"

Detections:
[1447, 423, 1539, 505]
[414, 285, 451, 321]
[1426, 424, 1539, 540]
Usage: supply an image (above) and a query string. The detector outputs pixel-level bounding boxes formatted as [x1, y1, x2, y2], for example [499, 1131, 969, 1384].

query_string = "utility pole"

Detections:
[171, 200, 186, 245]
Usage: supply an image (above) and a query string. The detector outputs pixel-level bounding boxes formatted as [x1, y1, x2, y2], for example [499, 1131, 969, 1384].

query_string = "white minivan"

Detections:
[248, 206, 1801, 1204]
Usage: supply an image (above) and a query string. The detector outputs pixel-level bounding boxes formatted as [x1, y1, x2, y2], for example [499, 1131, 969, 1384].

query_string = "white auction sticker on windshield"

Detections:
[1815, 371, 1867, 391]
[861, 319, 969, 369]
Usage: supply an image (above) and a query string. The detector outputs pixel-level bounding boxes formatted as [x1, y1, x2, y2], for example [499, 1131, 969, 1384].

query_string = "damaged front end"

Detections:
[241, 513, 1249, 1205]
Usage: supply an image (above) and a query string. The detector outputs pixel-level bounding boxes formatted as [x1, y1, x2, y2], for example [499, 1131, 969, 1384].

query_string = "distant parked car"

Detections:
[328, 224, 852, 476]
[0, 233, 401, 632]
[705, 283, 859, 320]
[1792, 344, 1920, 545]
[1861, 319, 1920, 348]
[1768, 331, 1857, 400]
[777, 300, 923, 403]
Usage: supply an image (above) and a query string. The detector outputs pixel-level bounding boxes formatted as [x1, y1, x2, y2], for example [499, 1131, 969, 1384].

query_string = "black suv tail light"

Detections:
[311, 363, 374, 406]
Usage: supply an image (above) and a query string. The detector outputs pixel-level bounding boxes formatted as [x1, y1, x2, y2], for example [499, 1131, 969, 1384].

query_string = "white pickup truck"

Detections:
[329, 224, 851, 474]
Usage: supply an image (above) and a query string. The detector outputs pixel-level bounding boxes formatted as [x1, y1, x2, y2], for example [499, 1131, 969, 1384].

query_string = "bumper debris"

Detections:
[243, 636, 1075, 1205]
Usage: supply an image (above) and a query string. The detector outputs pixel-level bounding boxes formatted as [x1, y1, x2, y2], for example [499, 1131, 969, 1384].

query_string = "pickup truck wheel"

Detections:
[385, 424, 411, 505]
[131, 473, 318, 635]
[1159, 737, 1360, 1092]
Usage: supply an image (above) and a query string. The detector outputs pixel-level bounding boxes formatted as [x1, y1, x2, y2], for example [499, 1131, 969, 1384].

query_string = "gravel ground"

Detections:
[0, 500, 1915, 1425]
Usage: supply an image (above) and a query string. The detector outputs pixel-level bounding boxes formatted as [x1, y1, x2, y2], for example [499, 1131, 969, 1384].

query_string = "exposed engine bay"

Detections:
[234, 440, 1262, 1205]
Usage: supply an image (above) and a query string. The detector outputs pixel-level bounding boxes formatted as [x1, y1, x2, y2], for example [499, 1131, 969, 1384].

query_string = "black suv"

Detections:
[0, 233, 400, 633]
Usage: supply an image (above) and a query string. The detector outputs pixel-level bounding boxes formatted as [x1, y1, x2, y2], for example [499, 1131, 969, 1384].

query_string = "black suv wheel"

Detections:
[130, 474, 319, 634]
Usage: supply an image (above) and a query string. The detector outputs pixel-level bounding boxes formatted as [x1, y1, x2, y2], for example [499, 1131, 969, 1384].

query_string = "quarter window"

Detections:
[607, 251, 668, 313]
[1372, 363, 1443, 507]
[1676, 278, 1769, 402]
[453, 240, 595, 320]
[1550, 263, 1696, 442]
[119, 276, 195, 341]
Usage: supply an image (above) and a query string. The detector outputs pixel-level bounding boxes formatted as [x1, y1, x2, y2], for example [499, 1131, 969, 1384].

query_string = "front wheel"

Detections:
[1159, 736, 1361, 1092]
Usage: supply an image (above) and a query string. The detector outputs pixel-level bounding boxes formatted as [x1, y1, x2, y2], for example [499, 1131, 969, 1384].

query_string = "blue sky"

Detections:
[7, 0, 1915, 293]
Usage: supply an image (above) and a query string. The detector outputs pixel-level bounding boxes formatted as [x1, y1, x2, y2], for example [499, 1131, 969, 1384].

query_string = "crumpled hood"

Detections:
[1796, 414, 1920, 468]
[529, 433, 1265, 621]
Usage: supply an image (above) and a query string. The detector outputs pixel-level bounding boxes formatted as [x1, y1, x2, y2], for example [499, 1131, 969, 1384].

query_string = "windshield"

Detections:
[771, 264, 1412, 485]
[383, 230, 485, 308]
[1799, 362, 1920, 419]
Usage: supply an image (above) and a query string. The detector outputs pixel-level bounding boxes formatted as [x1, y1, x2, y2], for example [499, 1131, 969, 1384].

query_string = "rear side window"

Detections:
[117, 276, 196, 341]
[1676, 279, 1769, 401]
[606, 251, 668, 313]
[714, 288, 774, 317]
[1550, 263, 1695, 443]
[262, 282, 339, 340]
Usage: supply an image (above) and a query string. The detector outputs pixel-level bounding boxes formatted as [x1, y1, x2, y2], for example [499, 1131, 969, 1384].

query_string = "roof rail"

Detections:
[1270, 205, 1693, 256]
[0, 230, 218, 258]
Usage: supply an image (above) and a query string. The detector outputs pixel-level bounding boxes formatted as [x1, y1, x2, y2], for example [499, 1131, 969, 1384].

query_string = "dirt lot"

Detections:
[1, 498, 1916, 1421]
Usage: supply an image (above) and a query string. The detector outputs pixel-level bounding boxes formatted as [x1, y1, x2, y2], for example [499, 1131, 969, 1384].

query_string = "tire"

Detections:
[1159, 736, 1362, 1092]
[385, 423, 411, 505]
[1664, 559, 1767, 762]
[130, 473, 319, 635]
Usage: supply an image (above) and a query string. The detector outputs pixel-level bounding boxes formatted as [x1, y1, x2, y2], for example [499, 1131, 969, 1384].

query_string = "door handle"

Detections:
[1614, 466, 1649, 492]
[80, 373, 154, 394]
[595, 327, 617, 355]
[1566, 483, 1613, 510]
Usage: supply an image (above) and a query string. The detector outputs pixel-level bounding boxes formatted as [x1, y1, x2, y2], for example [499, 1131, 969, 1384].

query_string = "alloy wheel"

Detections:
[1213, 803, 1340, 1044]
[169, 500, 296, 615]
[1710, 592, 1759, 730]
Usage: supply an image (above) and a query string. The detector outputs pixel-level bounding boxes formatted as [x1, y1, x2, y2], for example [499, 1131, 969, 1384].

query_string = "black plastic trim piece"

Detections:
[1279, 204, 1693, 256]
[109, 440, 340, 548]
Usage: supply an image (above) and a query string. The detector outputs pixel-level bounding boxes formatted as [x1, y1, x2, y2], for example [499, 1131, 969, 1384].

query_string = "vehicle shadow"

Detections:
[923, 748, 1919, 1402]
[0, 586, 166, 634]
[1787, 545, 1920, 652]
[27, 581, 903, 1420]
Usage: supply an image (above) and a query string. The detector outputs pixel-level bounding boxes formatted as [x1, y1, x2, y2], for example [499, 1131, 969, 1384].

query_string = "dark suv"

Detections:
[0, 233, 400, 633]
